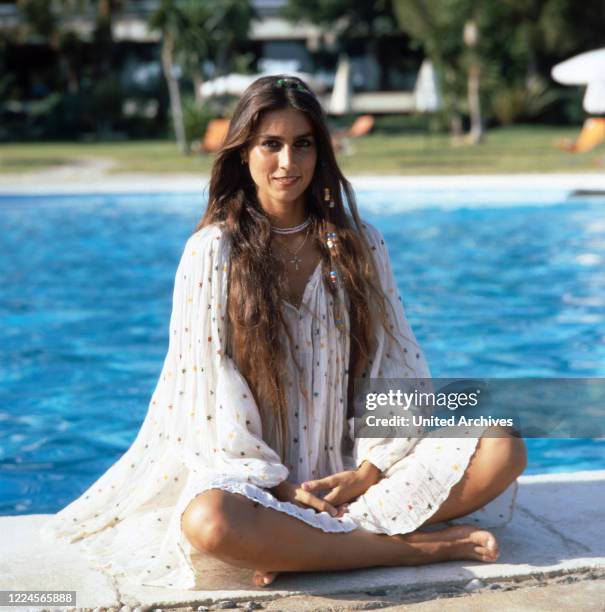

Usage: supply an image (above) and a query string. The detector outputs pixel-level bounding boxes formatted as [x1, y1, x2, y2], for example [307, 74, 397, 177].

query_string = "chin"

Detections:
[274, 189, 304, 203]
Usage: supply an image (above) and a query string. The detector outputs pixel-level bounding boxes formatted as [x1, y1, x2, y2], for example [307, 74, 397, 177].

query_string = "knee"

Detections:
[180, 489, 234, 555]
[483, 428, 527, 480]
[507, 434, 528, 478]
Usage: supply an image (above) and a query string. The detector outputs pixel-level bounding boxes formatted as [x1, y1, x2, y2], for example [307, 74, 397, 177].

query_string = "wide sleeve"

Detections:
[168, 225, 289, 488]
[38, 223, 288, 585]
[352, 222, 432, 473]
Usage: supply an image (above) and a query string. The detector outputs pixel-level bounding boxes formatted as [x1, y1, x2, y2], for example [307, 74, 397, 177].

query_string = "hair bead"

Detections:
[326, 231, 337, 249]
[324, 187, 335, 208]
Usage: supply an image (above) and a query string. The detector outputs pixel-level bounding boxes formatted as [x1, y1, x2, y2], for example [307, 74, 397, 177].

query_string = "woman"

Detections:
[41, 75, 526, 590]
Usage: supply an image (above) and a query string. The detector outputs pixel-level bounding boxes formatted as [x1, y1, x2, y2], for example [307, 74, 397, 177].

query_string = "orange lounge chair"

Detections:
[556, 118, 605, 153]
[332, 114, 375, 153]
[201, 118, 230, 153]
[348, 114, 375, 137]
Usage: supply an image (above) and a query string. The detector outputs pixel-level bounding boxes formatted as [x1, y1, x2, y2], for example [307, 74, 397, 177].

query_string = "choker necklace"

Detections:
[270, 216, 311, 235]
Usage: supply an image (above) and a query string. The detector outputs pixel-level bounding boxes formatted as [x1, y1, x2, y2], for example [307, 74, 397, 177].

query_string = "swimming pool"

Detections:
[1, 190, 604, 515]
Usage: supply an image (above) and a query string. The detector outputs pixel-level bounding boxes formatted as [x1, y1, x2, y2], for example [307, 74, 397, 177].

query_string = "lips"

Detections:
[274, 176, 300, 187]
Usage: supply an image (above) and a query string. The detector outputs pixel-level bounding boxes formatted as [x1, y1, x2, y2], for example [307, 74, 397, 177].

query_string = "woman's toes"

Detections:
[252, 570, 278, 586]
[483, 534, 499, 559]
[474, 545, 499, 562]
[471, 531, 499, 562]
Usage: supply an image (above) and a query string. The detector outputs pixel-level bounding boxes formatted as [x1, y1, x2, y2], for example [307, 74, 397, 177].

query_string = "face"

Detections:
[243, 107, 317, 211]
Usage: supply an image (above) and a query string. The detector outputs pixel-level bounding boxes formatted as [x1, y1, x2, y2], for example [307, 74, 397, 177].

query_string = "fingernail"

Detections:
[263, 577, 270, 584]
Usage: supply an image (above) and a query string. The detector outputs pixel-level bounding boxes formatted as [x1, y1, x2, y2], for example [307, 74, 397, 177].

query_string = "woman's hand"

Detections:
[300, 460, 382, 507]
[270, 480, 341, 517]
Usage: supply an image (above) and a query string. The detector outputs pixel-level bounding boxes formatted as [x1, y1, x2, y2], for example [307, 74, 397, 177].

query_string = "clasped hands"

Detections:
[270, 460, 381, 518]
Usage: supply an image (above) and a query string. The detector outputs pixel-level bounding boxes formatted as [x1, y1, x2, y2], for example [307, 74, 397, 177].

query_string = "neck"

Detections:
[258, 194, 307, 229]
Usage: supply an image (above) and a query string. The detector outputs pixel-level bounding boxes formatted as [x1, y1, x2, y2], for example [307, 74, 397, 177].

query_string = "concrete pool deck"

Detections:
[1, 470, 603, 611]
[1, 163, 605, 197]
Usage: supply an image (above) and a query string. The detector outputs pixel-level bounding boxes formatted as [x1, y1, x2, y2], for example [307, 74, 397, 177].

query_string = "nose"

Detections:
[278, 144, 294, 169]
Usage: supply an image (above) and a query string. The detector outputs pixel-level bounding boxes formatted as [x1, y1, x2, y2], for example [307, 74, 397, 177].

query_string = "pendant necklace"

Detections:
[274, 225, 310, 271]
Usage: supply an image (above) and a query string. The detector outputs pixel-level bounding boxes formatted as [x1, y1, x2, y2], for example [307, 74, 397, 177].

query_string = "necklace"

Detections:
[270, 216, 311, 235]
[274, 226, 310, 271]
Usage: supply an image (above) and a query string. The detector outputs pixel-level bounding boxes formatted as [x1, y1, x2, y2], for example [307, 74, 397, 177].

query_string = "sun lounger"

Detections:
[201, 118, 230, 153]
[556, 118, 605, 153]
[331, 114, 375, 153]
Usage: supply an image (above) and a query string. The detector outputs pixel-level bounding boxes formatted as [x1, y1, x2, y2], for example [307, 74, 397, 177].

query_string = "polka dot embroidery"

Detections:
[50, 223, 448, 589]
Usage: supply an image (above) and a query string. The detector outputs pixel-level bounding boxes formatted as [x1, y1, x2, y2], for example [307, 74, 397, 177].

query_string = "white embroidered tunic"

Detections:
[40, 220, 510, 590]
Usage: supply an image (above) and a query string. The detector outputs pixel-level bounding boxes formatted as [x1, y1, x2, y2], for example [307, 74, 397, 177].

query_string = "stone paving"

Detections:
[1, 471, 603, 611]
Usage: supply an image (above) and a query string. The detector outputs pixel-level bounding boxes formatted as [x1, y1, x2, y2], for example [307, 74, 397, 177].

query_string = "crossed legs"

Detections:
[181, 428, 526, 585]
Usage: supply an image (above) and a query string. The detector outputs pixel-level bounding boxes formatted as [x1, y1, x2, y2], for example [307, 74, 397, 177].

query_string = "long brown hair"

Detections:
[195, 75, 397, 460]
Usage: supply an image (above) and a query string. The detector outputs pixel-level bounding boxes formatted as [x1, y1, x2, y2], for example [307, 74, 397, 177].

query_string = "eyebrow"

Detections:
[258, 132, 314, 140]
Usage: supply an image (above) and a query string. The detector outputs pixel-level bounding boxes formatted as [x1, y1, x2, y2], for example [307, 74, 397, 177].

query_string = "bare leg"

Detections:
[423, 427, 527, 525]
[183, 428, 525, 586]
[181, 490, 499, 586]
[253, 427, 526, 585]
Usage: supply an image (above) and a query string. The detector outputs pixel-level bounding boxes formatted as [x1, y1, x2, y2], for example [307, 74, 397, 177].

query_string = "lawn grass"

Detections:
[0, 125, 603, 175]
[0, 140, 215, 175]
[338, 125, 605, 175]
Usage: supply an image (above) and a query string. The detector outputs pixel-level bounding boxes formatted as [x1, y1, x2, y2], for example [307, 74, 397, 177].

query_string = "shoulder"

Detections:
[357, 219, 387, 257]
[183, 221, 230, 262]
[174, 222, 231, 282]
[185, 221, 226, 250]
[355, 219, 394, 283]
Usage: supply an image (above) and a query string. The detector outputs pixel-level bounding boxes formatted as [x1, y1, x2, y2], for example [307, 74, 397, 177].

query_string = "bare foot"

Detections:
[252, 570, 279, 587]
[404, 524, 500, 563]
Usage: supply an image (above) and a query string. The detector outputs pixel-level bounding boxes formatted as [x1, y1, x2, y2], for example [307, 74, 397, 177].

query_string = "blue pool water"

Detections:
[1, 191, 604, 515]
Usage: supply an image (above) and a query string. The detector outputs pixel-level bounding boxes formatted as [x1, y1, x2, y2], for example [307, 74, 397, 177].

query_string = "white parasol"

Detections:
[329, 54, 352, 115]
[552, 48, 605, 114]
[413, 59, 443, 113]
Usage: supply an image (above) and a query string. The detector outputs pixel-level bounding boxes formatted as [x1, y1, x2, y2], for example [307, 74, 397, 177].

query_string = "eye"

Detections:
[261, 140, 280, 150]
[296, 138, 314, 147]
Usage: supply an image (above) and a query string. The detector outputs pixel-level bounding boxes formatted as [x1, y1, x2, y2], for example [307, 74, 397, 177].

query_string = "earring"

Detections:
[241, 158, 246, 165]
[324, 187, 335, 208]
[326, 231, 337, 249]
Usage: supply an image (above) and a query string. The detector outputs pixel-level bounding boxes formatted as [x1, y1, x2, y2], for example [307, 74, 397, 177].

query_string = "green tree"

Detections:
[148, 0, 189, 153]
[392, 0, 478, 140]
[176, 0, 255, 105]
[92, 0, 125, 72]
[284, 0, 479, 138]
[283, 0, 400, 40]
[394, 1, 605, 131]
[15, 0, 86, 93]
[149, 0, 254, 153]
[476, 1, 605, 125]
[283, 0, 402, 90]
[15, 0, 126, 93]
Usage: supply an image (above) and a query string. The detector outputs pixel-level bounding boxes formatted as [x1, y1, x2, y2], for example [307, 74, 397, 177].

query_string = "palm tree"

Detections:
[148, 0, 188, 154]
[176, 0, 213, 105]
[463, 17, 483, 144]
[177, 0, 255, 105]
[392, 0, 471, 140]
[149, 0, 254, 151]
